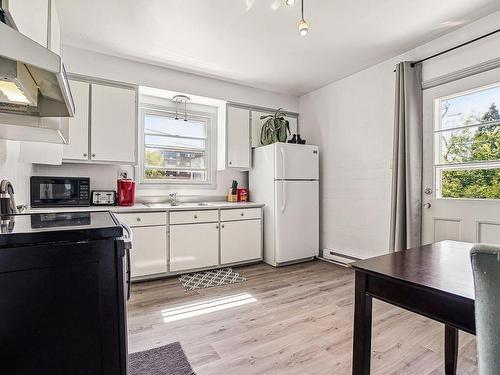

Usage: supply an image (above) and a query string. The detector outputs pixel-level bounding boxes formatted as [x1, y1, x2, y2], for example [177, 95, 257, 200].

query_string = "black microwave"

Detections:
[30, 176, 90, 208]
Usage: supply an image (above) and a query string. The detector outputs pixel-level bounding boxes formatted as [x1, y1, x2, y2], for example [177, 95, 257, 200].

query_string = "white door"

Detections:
[63, 80, 89, 160]
[220, 220, 262, 264]
[90, 84, 136, 163]
[130, 226, 167, 277]
[226, 106, 250, 169]
[274, 143, 319, 180]
[169, 223, 219, 271]
[275, 180, 319, 263]
[422, 67, 500, 245]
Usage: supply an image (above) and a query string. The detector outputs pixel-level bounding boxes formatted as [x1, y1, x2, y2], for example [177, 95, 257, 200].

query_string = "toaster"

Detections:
[91, 190, 117, 206]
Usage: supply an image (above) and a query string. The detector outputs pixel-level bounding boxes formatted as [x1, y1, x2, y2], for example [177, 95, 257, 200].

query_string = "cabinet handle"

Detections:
[229, 161, 232, 165]
[240, 212, 244, 216]
[92, 153, 96, 158]
[83, 153, 87, 157]
[221, 224, 225, 228]
[136, 217, 141, 222]
[216, 224, 219, 229]
[194, 214, 198, 219]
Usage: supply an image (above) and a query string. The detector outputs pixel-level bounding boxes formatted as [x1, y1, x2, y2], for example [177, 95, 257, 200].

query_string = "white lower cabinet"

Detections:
[220, 219, 262, 264]
[169, 222, 219, 272]
[130, 225, 167, 277]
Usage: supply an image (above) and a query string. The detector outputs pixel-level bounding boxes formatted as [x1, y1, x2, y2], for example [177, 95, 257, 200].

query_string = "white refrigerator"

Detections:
[249, 142, 319, 266]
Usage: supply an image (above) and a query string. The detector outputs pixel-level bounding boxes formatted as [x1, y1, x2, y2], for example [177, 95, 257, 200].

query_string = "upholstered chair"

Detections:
[470, 244, 500, 375]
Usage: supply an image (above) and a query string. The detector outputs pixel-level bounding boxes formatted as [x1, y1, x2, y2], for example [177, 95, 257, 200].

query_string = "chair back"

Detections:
[470, 244, 500, 375]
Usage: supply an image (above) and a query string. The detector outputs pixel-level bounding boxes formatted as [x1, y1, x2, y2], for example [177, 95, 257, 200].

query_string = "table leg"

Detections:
[352, 271, 373, 375]
[444, 325, 458, 375]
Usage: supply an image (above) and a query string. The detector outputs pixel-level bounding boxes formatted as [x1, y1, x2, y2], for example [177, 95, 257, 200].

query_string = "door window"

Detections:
[434, 83, 500, 199]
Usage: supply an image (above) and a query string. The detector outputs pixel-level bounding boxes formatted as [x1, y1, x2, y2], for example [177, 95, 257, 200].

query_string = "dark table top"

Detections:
[351, 240, 475, 301]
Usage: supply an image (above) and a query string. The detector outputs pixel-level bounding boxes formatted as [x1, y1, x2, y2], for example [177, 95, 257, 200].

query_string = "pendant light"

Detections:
[298, 0, 308, 36]
[172, 95, 191, 121]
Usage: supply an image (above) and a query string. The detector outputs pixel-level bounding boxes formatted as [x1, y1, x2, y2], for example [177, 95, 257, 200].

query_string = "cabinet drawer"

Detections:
[170, 210, 218, 225]
[114, 212, 167, 227]
[220, 208, 261, 222]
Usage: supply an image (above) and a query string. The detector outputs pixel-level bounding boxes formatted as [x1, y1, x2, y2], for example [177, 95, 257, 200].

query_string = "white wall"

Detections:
[61, 45, 299, 112]
[299, 10, 500, 259]
[0, 141, 33, 206]
[33, 163, 246, 201]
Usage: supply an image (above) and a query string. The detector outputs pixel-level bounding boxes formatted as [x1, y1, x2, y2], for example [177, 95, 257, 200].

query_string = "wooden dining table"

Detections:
[350, 240, 476, 375]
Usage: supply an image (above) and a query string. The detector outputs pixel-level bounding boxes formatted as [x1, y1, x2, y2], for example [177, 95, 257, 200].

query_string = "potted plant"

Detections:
[260, 108, 290, 145]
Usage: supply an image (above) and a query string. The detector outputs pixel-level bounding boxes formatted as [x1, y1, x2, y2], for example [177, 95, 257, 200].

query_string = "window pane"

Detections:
[439, 167, 500, 199]
[144, 169, 206, 181]
[439, 84, 500, 131]
[144, 115, 205, 138]
[436, 124, 500, 164]
[145, 148, 206, 169]
[145, 135, 205, 150]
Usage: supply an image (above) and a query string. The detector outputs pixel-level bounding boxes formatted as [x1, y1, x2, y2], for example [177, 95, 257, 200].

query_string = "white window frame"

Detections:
[138, 103, 217, 188]
[432, 81, 500, 199]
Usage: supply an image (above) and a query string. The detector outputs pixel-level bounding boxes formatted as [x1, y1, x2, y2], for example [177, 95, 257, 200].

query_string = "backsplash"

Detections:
[33, 163, 248, 203]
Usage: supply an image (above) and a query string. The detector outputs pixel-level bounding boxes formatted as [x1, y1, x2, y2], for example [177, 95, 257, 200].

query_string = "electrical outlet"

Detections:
[118, 169, 128, 179]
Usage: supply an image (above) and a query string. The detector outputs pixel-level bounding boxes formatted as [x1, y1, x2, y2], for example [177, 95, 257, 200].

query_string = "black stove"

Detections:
[0, 211, 123, 247]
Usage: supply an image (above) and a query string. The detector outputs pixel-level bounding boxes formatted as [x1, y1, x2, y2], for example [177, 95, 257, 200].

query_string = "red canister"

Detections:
[237, 188, 248, 202]
[117, 179, 136, 206]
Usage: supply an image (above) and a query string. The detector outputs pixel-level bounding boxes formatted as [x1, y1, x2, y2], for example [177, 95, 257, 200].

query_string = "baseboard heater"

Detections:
[319, 249, 360, 266]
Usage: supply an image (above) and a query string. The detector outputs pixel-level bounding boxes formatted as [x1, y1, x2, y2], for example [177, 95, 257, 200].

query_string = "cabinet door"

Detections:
[63, 80, 90, 160]
[90, 84, 136, 163]
[48, 0, 60, 54]
[130, 226, 167, 277]
[170, 223, 219, 272]
[221, 219, 262, 264]
[226, 106, 250, 169]
[5, 0, 49, 47]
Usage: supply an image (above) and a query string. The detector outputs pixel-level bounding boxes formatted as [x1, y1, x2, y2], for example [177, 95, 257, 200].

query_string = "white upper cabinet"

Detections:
[226, 106, 251, 169]
[90, 84, 137, 163]
[63, 80, 89, 160]
[5, 0, 49, 47]
[5, 0, 60, 54]
[48, 0, 60, 54]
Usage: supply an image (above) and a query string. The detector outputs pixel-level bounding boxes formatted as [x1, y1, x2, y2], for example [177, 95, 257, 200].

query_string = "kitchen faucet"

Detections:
[169, 192, 180, 206]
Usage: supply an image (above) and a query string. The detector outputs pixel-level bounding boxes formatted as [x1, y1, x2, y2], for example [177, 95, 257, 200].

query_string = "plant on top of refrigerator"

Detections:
[260, 108, 290, 145]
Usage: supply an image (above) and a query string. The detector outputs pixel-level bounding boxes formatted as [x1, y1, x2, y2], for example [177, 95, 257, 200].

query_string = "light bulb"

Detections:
[285, 0, 296, 5]
[298, 19, 308, 36]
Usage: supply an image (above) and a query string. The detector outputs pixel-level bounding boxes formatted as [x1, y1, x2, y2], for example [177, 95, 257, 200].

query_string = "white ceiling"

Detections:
[57, 0, 500, 96]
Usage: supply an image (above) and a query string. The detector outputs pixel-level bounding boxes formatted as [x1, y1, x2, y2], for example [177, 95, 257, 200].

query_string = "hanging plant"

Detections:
[260, 108, 290, 145]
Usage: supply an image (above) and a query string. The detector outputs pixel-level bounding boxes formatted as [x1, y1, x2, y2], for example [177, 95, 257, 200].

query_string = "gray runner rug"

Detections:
[129, 342, 195, 375]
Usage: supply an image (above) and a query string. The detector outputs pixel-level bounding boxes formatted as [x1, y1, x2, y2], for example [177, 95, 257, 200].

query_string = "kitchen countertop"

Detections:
[26, 201, 265, 214]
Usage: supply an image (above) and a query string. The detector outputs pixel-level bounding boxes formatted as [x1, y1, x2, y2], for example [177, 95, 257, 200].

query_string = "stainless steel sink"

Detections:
[146, 202, 214, 208]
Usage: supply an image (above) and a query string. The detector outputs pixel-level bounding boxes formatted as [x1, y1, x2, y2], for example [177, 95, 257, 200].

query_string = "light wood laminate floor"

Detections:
[127, 260, 477, 374]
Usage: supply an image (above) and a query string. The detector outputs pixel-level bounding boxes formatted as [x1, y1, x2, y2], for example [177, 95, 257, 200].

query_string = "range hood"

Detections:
[0, 12, 74, 144]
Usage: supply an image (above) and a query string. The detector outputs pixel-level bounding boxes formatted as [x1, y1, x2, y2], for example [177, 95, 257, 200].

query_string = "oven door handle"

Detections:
[119, 222, 133, 301]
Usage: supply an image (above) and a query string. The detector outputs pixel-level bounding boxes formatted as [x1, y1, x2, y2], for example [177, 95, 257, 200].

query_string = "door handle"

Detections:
[280, 147, 285, 178]
[424, 202, 431, 209]
[281, 181, 286, 213]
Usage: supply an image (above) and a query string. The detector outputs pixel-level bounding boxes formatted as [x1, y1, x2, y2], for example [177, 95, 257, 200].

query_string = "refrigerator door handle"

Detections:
[281, 181, 286, 213]
[280, 146, 286, 179]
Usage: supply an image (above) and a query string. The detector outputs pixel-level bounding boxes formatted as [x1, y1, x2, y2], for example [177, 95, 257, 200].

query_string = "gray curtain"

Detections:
[389, 62, 423, 252]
